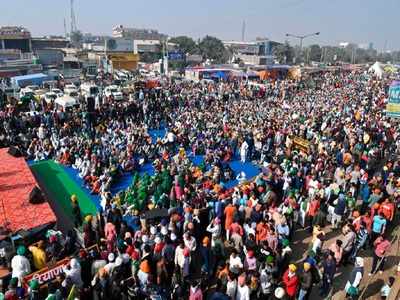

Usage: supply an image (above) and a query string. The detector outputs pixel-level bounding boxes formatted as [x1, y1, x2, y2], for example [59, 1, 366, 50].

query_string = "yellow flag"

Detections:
[67, 285, 77, 300]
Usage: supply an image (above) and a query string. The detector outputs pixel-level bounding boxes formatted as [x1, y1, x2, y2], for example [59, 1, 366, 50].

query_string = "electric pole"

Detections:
[241, 20, 246, 42]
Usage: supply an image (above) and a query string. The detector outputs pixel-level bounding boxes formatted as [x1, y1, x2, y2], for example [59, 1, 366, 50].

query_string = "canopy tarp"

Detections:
[55, 95, 77, 108]
[11, 73, 48, 87]
[369, 61, 384, 78]
[384, 64, 398, 74]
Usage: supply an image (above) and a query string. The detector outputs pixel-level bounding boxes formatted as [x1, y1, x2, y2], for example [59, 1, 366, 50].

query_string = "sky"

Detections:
[2, 0, 399, 50]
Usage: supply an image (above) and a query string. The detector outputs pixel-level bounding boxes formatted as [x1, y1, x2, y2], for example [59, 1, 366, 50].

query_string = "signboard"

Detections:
[22, 244, 99, 290]
[168, 51, 185, 61]
[106, 38, 134, 52]
[292, 136, 310, 153]
[386, 81, 400, 118]
[23, 257, 70, 289]
[107, 53, 139, 62]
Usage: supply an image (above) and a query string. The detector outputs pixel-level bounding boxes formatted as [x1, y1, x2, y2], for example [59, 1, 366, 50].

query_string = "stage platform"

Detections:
[0, 148, 56, 233]
[30, 160, 98, 220]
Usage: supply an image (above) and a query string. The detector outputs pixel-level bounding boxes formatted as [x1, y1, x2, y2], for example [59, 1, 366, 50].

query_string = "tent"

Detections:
[369, 62, 384, 78]
[55, 95, 77, 108]
[384, 64, 398, 74]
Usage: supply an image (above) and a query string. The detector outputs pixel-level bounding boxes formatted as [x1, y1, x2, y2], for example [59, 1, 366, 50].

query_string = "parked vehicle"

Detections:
[51, 88, 64, 97]
[80, 83, 99, 98]
[64, 84, 78, 96]
[43, 92, 57, 103]
[104, 85, 123, 101]
[19, 85, 39, 98]
[55, 95, 78, 110]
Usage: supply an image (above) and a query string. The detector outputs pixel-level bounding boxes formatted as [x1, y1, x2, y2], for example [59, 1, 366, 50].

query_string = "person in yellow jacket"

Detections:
[29, 240, 47, 270]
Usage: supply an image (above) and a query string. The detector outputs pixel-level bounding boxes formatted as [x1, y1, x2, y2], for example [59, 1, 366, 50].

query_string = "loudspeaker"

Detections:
[7, 146, 22, 157]
[29, 186, 44, 204]
[87, 97, 95, 112]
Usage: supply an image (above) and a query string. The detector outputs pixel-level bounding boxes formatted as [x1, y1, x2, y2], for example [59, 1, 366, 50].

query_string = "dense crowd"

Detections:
[0, 69, 399, 300]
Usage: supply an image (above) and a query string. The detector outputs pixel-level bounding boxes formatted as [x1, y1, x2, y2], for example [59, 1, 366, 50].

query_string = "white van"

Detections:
[80, 83, 99, 98]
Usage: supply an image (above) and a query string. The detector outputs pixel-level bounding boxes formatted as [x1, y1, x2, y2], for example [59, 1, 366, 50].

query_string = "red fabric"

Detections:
[379, 203, 395, 221]
[229, 222, 243, 236]
[282, 269, 299, 297]
[308, 199, 320, 217]
[0, 148, 56, 232]
[374, 237, 390, 258]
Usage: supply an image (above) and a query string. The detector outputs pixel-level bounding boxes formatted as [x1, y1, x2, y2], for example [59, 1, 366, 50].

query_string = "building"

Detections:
[0, 55, 42, 78]
[224, 39, 280, 66]
[223, 41, 259, 55]
[112, 25, 167, 41]
[35, 49, 64, 68]
[0, 49, 21, 61]
[132, 40, 175, 54]
[107, 53, 139, 71]
[31, 37, 69, 50]
[0, 26, 31, 53]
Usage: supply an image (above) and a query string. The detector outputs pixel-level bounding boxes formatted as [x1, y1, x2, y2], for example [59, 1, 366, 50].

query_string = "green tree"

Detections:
[106, 39, 117, 51]
[308, 44, 322, 62]
[273, 41, 295, 64]
[199, 35, 229, 63]
[70, 30, 83, 47]
[169, 36, 199, 54]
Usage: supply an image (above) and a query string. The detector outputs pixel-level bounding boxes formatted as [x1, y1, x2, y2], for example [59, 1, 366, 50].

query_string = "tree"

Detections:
[70, 30, 83, 47]
[169, 36, 199, 54]
[198, 35, 229, 64]
[273, 41, 295, 64]
[106, 39, 117, 51]
[308, 44, 322, 62]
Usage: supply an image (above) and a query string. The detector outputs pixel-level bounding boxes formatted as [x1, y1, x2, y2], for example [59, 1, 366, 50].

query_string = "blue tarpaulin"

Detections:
[11, 73, 49, 87]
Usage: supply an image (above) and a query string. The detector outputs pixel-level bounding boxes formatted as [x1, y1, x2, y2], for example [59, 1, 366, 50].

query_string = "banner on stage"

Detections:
[23, 257, 70, 289]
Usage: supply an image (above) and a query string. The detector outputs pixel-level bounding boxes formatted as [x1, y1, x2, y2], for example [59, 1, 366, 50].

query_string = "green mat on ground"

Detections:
[30, 160, 98, 219]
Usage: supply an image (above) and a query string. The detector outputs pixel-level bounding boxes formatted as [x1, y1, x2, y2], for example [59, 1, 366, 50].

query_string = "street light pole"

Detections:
[286, 32, 320, 63]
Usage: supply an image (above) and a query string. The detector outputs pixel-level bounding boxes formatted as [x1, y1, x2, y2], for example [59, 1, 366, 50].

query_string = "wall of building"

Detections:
[0, 49, 21, 61]
[108, 53, 139, 71]
[31, 38, 69, 50]
[35, 49, 64, 67]
[2, 39, 31, 53]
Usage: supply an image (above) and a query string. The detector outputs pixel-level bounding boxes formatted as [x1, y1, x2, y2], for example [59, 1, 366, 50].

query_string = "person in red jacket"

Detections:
[282, 264, 299, 299]
[307, 196, 320, 233]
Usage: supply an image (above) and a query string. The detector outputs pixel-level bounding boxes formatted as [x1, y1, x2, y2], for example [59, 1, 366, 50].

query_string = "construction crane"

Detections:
[70, 0, 77, 34]
[64, 18, 67, 38]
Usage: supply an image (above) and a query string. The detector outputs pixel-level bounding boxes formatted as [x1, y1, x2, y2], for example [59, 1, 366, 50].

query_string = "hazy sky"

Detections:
[2, 0, 398, 50]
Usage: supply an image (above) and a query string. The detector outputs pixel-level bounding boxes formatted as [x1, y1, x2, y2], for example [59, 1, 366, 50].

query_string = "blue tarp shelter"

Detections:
[11, 73, 49, 88]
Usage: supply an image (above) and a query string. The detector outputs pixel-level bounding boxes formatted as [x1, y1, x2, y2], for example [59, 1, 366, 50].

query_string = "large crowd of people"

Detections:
[0, 69, 399, 299]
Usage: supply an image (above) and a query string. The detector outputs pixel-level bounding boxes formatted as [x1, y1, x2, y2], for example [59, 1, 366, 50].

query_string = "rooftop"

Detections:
[0, 26, 31, 39]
